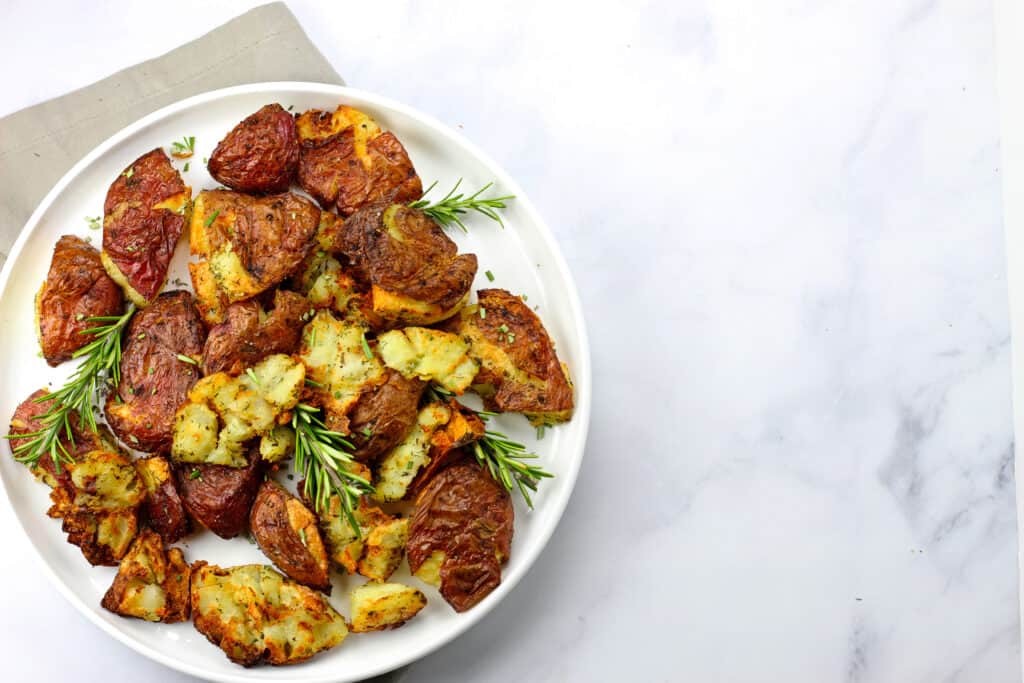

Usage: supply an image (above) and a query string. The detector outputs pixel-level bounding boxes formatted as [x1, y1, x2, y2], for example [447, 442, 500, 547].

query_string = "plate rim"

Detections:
[0, 81, 591, 682]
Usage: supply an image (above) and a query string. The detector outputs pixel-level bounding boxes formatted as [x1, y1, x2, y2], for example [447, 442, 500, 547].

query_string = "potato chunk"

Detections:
[202, 290, 311, 376]
[177, 447, 264, 539]
[374, 402, 451, 502]
[377, 327, 478, 394]
[446, 288, 574, 426]
[191, 562, 348, 666]
[296, 105, 422, 217]
[135, 455, 189, 543]
[347, 369, 424, 463]
[101, 529, 190, 622]
[101, 148, 190, 306]
[357, 518, 409, 582]
[208, 103, 299, 194]
[37, 235, 124, 366]
[349, 582, 426, 633]
[250, 481, 331, 591]
[314, 496, 405, 580]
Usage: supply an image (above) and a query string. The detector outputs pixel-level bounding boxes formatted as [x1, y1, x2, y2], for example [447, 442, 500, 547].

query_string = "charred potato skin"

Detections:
[347, 369, 424, 462]
[202, 290, 310, 375]
[448, 288, 574, 425]
[250, 481, 331, 592]
[408, 461, 514, 612]
[102, 148, 190, 305]
[135, 455, 190, 543]
[296, 106, 422, 217]
[208, 104, 299, 194]
[101, 528, 191, 623]
[104, 291, 206, 453]
[37, 235, 124, 366]
[177, 448, 264, 538]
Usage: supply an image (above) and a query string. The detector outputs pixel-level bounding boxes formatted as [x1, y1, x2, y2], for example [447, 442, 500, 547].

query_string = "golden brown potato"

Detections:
[56, 507, 139, 567]
[191, 562, 348, 666]
[347, 369, 424, 462]
[373, 402, 452, 502]
[37, 235, 124, 366]
[446, 288, 574, 426]
[188, 190, 319, 324]
[409, 400, 486, 495]
[250, 481, 331, 592]
[9, 389, 108, 486]
[357, 517, 409, 582]
[101, 528, 190, 622]
[349, 582, 426, 633]
[202, 290, 311, 375]
[101, 148, 191, 306]
[313, 496, 404, 579]
[377, 327, 478, 394]
[408, 461, 513, 612]
[177, 447, 264, 538]
[333, 202, 476, 326]
[135, 455, 190, 543]
[291, 250, 383, 330]
[104, 291, 206, 453]
[208, 103, 299, 194]
[296, 105, 421, 217]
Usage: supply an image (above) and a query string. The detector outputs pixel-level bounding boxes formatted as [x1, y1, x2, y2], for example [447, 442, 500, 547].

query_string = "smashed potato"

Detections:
[202, 289, 310, 376]
[377, 327, 478, 394]
[250, 481, 331, 591]
[374, 402, 452, 502]
[446, 288, 574, 426]
[349, 582, 426, 633]
[9, 389, 108, 486]
[135, 455, 189, 543]
[296, 104, 421, 217]
[208, 103, 299, 194]
[177, 448, 264, 539]
[347, 369, 423, 462]
[314, 496, 404, 580]
[171, 353, 304, 468]
[357, 517, 409, 582]
[191, 562, 348, 666]
[101, 528, 190, 622]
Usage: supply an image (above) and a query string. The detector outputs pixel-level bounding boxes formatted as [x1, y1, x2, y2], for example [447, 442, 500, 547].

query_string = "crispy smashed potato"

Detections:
[447, 288, 574, 426]
[105, 291, 205, 453]
[377, 327, 478, 394]
[135, 455, 189, 543]
[409, 400, 486, 495]
[374, 402, 451, 502]
[202, 290, 310, 375]
[292, 250, 380, 328]
[408, 461, 513, 612]
[177, 447, 264, 538]
[101, 148, 191, 306]
[188, 190, 318, 324]
[191, 562, 348, 666]
[313, 496, 405, 580]
[346, 369, 423, 462]
[349, 582, 426, 633]
[357, 517, 409, 582]
[101, 528, 190, 622]
[336, 202, 476, 326]
[250, 481, 331, 592]
[37, 235, 124, 366]
[296, 105, 421, 217]
[171, 353, 303, 468]
[208, 103, 299, 194]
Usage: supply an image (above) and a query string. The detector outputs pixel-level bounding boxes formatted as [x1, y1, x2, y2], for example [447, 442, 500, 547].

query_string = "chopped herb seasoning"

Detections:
[183, 161, 190, 172]
[485, 270, 495, 282]
[76, 313, 85, 321]
[204, 210, 220, 228]
[176, 353, 198, 365]
[360, 331, 373, 360]
[123, 167, 134, 179]
[479, 306, 487, 319]
[85, 216, 101, 230]
[189, 468, 202, 480]
[246, 368, 260, 385]
[299, 528, 308, 547]
[362, 426, 373, 437]
[128, 434, 139, 444]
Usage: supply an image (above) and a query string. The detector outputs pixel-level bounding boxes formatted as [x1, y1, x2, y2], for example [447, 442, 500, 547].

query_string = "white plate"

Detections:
[0, 82, 591, 682]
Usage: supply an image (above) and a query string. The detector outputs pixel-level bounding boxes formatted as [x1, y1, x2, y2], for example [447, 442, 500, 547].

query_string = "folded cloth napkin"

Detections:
[0, 1, 342, 267]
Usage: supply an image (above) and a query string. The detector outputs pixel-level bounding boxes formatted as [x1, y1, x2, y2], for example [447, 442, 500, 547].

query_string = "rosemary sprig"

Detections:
[410, 179, 515, 232]
[291, 402, 374, 536]
[7, 305, 136, 470]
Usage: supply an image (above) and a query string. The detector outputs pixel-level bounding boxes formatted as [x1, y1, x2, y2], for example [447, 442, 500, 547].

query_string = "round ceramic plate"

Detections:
[0, 83, 590, 682]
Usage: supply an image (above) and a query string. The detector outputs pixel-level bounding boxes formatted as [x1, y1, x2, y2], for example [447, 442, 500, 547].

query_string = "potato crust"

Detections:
[101, 528, 190, 622]
[250, 481, 331, 592]
[208, 103, 299, 194]
[37, 235, 124, 366]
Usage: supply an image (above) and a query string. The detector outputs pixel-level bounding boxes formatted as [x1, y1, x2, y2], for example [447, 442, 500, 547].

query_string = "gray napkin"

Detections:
[0, 1, 342, 267]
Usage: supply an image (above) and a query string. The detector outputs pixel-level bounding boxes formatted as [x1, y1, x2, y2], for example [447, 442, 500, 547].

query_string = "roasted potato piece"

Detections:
[374, 402, 452, 502]
[299, 310, 385, 434]
[177, 447, 263, 538]
[347, 369, 423, 462]
[135, 455, 189, 542]
[313, 496, 397, 576]
[292, 250, 381, 329]
[349, 582, 426, 633]
[377, 327, 478, 394]
[101, 148, 190, 306]
[208, 103, 299, 194]
[172, 354, 304, 468]
[105, 291, 205, 452]
[202, 290, 311, 375]
[37, 235, 124, 366]
[45, 448, 144, 566]
[250, 481, 331, 591]
[9, 389, 108, 486]
[191, 562, 348, 666]
[408, 461, 513, 612]
[101, 528, 190, 622]
[188, 190, 318, 324]
[296, 105, 421, 217]
[334, 202, 476, 325]
[409, 400, 486, 495]
[447, 288, 574, 426]
[357, 517, 409, 582]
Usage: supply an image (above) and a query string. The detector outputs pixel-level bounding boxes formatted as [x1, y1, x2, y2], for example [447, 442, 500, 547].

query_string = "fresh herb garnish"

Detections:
[85, 216, 101, 230]
[189, 468, 202, 480]
[204, 210, 220, 228]
[409, 179, 514, 232]
[170, 136, 195, 158]
[485, 270, 495, 282]
[360, 331, 373, 360]
[176, 353, 198, 366]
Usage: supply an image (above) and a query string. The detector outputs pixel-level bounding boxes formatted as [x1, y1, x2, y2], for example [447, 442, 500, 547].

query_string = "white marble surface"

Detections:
[0, 0, 1019, 681]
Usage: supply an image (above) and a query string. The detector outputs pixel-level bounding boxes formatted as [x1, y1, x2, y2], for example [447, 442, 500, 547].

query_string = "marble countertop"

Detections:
[0, 1, 1018, 681]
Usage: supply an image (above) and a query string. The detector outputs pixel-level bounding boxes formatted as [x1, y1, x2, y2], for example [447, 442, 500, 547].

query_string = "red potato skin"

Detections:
[249, 481, 331, 592]
[102, 149, 189, 303]
[8, 389, 107, 485]
[208, 104, 299, 194]
[136, 455, 190, 543]
[104, 291, 206, 453]
[176, 450, 264, 539]
[38, 235, 124, 366]
[201, 290, 310, 376]
[346, 369, 424, 462]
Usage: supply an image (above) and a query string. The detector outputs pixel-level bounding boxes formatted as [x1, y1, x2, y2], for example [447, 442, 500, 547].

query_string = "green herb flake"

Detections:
[479, 307, 486, 319]
[85, 216, 101, 230]
[189, 468, 202, 480]
[128, 434, 139, 444]
[176, 354, 198, 366]
[362, 426, 373, 437]
[246, 368, 260, 385]
[485, 270, 495, 282]
[299, 528, 308, 547]
[123, 167, 134, 179]
[498, 324, 509, 334]
[183, 161, 190, 172]
[360, 331, 373, 360]
[204, 210, 220, 228]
